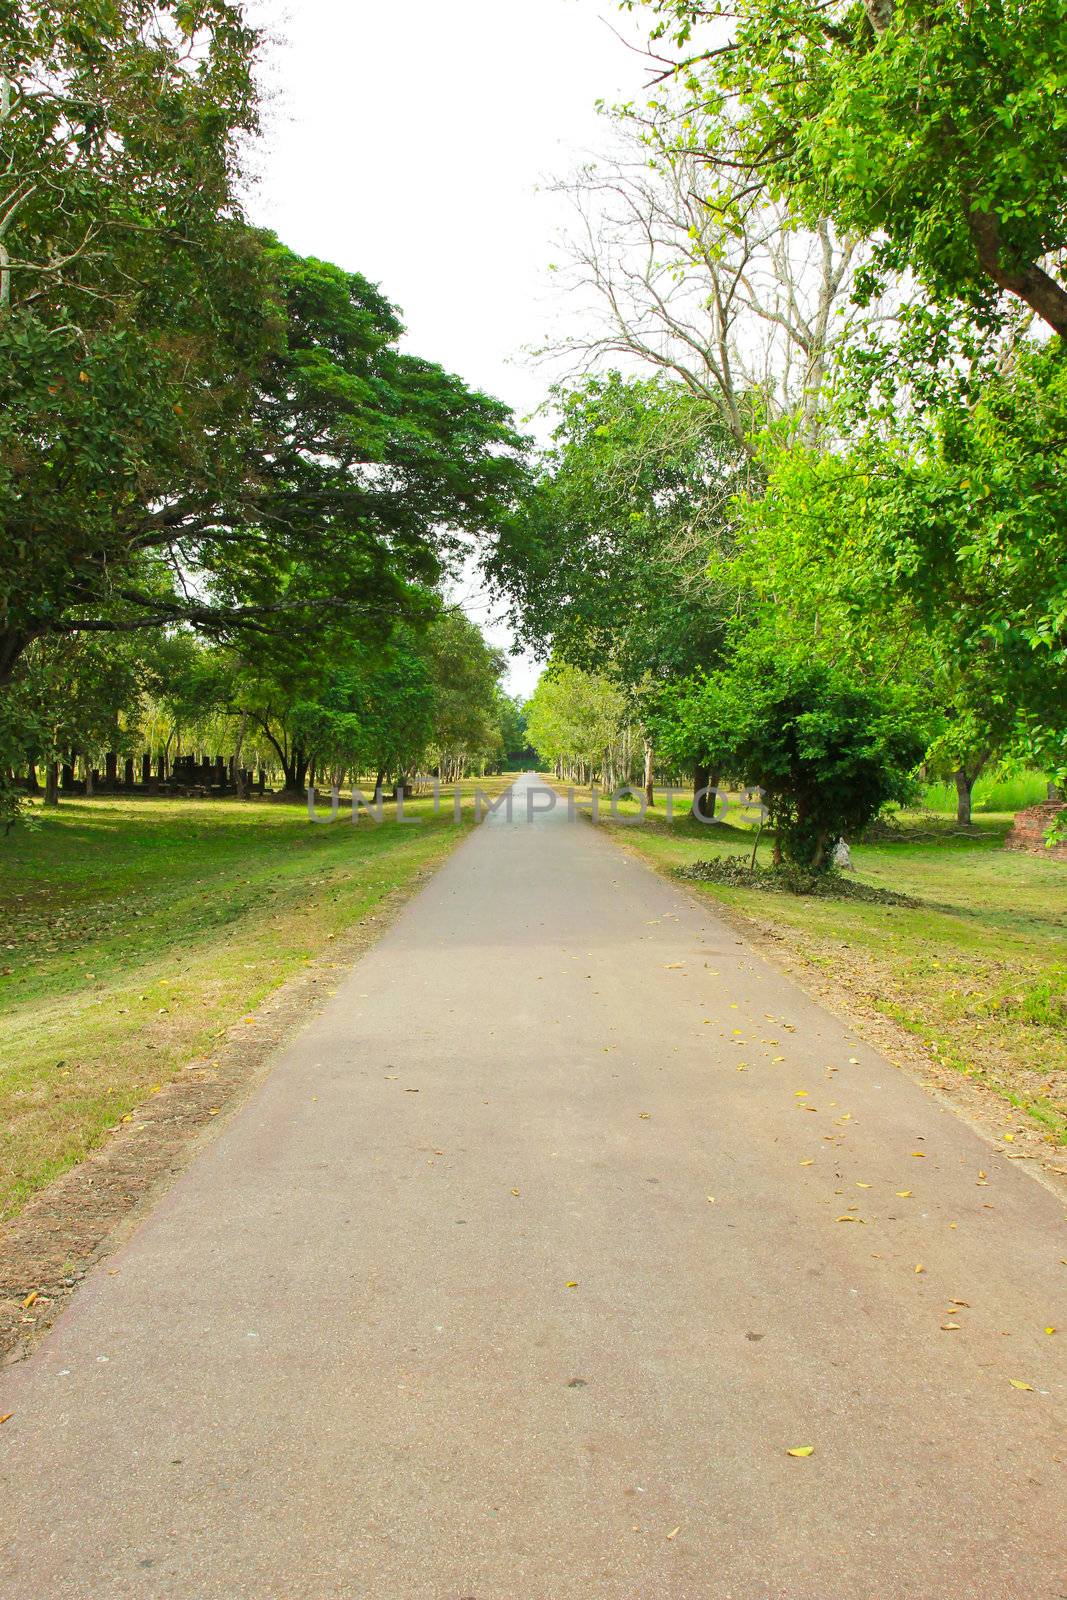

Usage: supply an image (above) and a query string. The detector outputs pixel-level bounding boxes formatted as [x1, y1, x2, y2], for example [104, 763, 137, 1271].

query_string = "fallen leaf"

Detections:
[800, 1159, 815, 1167]
[896, 1190, 913, 1198]
[665, 1526, 681, 1540]
[856, 1182, 872, 1189]
[915, 1264, 925, 1274]
[836, 1215, 864, 1223]
[565, 1281, 579, 1289]
[786, 1446, 814, 1458]
[911, 1152, 925, 1158]
[21, 1291, 38, 1309]
[1009, 1379, 1034, 1391]
[1045, 1326, 1056, 1335]
[0, 1414, 12, 1425]
[940, 1322, 961, 1331]
[511, 1188, 520, 1197]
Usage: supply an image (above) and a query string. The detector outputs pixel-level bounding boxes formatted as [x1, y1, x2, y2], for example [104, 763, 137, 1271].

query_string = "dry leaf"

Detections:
[665, 1526, 681, 1540]
[511, 1188, 520, 1197]
[1009, 1379, 1034, 1391]
[21, 1290, 38, 1309]
[896, 1190, 913, 1198]
[800, 1159, 815, 1167]
[786, 1446, 814, 1458]
[914, 1264, 925, 1274]
[565, 1281, 578, 1289]
[940, 1322, 961, 1331]
[1045, 1327, 1056, 1335]
[836, 1215, 864, 1223]
[0, 1414, 12, 1426]
[639, 1111, 651, 1120]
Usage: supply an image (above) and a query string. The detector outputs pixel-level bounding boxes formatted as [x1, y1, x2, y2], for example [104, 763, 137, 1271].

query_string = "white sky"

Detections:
[247, 0, 651, 698]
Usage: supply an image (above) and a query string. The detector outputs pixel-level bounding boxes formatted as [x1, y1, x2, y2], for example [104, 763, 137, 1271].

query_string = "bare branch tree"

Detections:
[536, 106, 879, 449]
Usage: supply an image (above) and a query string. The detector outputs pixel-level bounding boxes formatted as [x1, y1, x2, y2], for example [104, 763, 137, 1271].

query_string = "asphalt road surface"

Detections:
[2, 774, 1065, 1598]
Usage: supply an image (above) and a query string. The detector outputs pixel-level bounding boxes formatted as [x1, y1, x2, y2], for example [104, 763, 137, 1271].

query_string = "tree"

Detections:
[487, 371, 751, 808]
[628, 0, 1067, 338]
[732, 346, 1067, 785]
[544, 107, 873, 449]
[0, 237, 528, 684]
[658, 649, 929, 869]
[0, 1, 268, 684]
[423, 610, 507, 781]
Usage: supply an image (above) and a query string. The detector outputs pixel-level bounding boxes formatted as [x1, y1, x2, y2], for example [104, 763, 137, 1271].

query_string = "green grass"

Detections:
[0, 787, 499, 1220]
[920, 768, 1051, 815]
[603, 794, 1067, 1142]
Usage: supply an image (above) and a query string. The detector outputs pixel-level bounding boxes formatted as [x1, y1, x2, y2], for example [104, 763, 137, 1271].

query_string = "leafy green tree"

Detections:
[488, 372, 753, 806]
[732, 345, 1067, 784]
[658, 649, 929, 869]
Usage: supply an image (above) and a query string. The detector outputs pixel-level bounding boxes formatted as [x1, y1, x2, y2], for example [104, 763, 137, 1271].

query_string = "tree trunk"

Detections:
[692, 763, 718, 822]
[233, 712, 249, 799]
[104, 751, 118, 787]
[83, 759, 94, 797]
[123, 756, 134, 787]
[282, 749, 309, 794]
[43, 761, 60, 807]
[954, 766, 975, 827]
[643, 741, 655, 807]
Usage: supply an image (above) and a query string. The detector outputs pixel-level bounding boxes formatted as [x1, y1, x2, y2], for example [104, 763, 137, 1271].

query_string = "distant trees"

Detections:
[525, 665, 633, 787]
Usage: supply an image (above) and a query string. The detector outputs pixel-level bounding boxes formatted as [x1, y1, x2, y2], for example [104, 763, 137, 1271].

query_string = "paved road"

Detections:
[2, 774, 1065, 1598]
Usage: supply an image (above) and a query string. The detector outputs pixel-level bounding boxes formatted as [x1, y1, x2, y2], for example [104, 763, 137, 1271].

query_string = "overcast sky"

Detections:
[246, 0, 651, 697]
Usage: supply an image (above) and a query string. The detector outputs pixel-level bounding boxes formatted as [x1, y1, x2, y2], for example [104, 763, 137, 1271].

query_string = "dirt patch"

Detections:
[0, 869, 435, 1366]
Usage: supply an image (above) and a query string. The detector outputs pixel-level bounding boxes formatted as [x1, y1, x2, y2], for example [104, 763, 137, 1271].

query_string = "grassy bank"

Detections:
[0, 787, 501, 1220]
[602, 796, 1067, 1144]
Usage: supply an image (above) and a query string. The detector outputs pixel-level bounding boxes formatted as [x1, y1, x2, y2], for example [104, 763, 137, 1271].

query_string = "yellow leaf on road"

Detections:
[0, 1414, 12, 1425]
[1009, 1379, 1034, 1391]
[21, 1291, 38, 1309]
[665, 1526, 681, 1540]
[896, 1190, 913, 1198]
[786, 1446, 814, 1457]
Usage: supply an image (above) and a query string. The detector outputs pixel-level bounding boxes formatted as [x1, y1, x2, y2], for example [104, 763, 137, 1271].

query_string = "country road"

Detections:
[2, 772, 1064, 1599]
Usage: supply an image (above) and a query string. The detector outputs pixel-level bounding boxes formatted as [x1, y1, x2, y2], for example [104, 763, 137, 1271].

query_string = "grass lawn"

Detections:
[0, 785, 503, 1221]
[600, 795, 1067, 1144]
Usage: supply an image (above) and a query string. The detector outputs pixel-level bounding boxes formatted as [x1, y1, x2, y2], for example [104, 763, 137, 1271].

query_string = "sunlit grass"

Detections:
[0, 785, 505, 1219]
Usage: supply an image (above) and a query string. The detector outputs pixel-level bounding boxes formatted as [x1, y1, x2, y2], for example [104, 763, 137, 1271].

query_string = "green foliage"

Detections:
[629, 0, 1067, 336]
[487, 372, 751, 691]
[658, 650, 929, 868]
[525, 664, 630, 781]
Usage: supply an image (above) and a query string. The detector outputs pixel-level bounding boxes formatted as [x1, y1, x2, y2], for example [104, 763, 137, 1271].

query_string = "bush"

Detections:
[657, 650, 929, 871]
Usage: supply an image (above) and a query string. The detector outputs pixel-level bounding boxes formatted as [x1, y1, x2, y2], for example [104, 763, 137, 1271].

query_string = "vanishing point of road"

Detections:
[2, 773, 1065, 1598]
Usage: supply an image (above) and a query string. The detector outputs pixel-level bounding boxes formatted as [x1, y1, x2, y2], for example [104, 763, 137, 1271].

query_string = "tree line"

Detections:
[0, 3, 529, 820]
[490, 0, 1066, 869]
